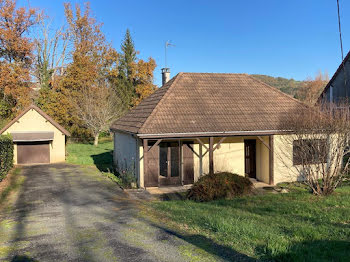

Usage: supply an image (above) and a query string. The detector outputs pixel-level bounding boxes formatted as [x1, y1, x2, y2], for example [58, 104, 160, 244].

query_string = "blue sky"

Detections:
[20, 0, 350, 86]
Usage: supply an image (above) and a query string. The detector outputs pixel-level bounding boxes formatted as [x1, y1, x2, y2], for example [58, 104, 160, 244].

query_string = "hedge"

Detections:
[0, 134, 13, 181]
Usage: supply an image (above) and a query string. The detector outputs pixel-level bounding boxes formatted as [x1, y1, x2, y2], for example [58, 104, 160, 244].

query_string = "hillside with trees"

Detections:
[251, 73, 328, 105]
[250, 74, 305, 97]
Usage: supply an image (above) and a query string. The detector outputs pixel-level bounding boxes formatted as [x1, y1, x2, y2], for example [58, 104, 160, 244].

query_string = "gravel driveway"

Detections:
[0, 164, 254, 262]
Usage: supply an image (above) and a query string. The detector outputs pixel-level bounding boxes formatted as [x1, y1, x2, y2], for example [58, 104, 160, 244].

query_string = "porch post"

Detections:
[209, 136, 214, 175]
[269, 135, 274, 185]
[179, 140, 183, 185]
[143, 139, 148, 185]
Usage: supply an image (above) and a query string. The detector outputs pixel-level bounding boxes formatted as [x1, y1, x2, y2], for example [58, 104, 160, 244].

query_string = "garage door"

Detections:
[17, 142, 50, 164]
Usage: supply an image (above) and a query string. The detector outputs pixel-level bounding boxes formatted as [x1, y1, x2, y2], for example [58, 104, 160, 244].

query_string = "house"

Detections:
[111, 71, 310, 188]
[319, 50, 350, 104]
[0, 105, 70, 164]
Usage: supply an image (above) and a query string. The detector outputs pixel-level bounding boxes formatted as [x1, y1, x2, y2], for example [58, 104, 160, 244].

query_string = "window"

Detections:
[293, 139, 328, 165]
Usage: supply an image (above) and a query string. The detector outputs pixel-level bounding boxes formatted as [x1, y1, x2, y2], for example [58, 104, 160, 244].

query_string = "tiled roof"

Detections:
[111, 73, 307, 136]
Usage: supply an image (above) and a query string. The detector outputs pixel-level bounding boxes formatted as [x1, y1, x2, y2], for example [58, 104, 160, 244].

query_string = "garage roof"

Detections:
[11, 132, 54, 142]
[0, 105, 71, 136]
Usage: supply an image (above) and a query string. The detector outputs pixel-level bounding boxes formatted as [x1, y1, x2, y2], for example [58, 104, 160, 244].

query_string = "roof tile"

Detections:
[110, 73, 307, 135]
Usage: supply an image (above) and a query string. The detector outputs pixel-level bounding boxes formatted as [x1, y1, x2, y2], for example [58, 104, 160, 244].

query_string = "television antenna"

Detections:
[165, 40, 175, 68]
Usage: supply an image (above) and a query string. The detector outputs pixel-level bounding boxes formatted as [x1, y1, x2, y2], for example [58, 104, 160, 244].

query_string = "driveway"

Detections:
[0, 164, 253, 262]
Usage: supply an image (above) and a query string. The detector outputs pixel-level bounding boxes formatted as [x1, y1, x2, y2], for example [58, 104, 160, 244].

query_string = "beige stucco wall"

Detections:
[273, 134, 331, 184]
[192, 137, 244, 181]
[256, 136, 270, 184]
[192, 136, 270, 183]
[2, 109, 66, 164]
[273, 134, 301, 184]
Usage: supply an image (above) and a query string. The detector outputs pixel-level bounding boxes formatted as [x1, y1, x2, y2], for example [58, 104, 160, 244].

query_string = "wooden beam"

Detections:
[179, 140, 183, 185]
[186, 144, 201, 158]
[196, 138, 209, 150]
[202, 149, 209, 157]
[147, 139, 162, 152]
[143, 139, 148, 186]
[209, 136, 214, 175]
[213, 137, 227, 151]
[257, 136, 270, 150]
[269, 135, 274, 185]
[199, 143, 203, 177]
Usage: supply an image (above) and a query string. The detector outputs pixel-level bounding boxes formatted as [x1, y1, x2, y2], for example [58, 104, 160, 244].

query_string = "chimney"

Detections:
[161, 68, 170, 85]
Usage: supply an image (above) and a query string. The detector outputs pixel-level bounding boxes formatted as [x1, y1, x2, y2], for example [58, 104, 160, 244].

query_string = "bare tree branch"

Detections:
[278, 103, 350, 195]
[73, 81, 123, 146]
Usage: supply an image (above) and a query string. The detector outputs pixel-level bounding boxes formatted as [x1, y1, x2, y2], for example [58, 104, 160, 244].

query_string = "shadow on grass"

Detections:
[11, 255, 38, 262]
[140, 216, 257, 262]
[91, 151, 113, 172]
[159, 192, 187, 201]
[259, 240, 350, 262]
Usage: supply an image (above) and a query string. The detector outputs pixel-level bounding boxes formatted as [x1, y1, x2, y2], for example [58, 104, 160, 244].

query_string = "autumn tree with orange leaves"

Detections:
[296, 71, 329, 105]
[133, 58, 157, 106]
[0, 0, 40, 117]
[0, 1, 156, 141]
[39, 2, 120, 140]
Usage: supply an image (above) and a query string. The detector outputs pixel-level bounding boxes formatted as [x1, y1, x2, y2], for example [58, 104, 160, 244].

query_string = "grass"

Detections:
[148, 186, 350, 261]
[0, 168, 24, 211]
[66, 138, 126, 186]
[66, 138, 114, 172]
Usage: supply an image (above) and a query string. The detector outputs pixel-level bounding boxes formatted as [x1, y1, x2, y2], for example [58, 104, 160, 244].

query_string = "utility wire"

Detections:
[337, 0, 344, 62]
[337, 0, 347, 92]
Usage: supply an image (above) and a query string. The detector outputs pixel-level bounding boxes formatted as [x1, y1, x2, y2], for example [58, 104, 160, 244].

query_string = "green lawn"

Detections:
[66, 139, 114, 172]
[149, 186, 350, 261]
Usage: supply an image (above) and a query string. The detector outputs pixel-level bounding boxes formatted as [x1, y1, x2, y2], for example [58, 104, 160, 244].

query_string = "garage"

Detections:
[0, 105, 70, 164]
[12, 132, 54, 164]
[17, 142, 50, 164]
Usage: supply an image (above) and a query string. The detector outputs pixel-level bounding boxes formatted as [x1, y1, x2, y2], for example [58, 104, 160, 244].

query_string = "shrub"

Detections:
[115, 164, 137, 189]
[187, 172, 253, 202]
[118, 170, 137, 189]
[0, 134, 14, 181]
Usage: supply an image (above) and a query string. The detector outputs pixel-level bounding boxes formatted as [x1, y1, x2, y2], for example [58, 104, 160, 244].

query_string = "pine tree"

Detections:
[116, 29, 137, 108]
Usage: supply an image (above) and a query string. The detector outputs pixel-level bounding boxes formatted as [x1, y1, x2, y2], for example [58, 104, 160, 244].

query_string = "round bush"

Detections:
[187, 172, 253, 202]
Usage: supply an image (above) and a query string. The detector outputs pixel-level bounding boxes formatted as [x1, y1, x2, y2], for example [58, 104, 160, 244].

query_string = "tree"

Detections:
[115, 29, 137, 108]
[74, 82, 123, 146]
[114, 29, 156, 108]
[278, 103, 350, 195]
[41, 2, 119, 139]
[0, 0, 40, 116]
[33, 17, 69, 90]
[133, 58, 156, 105]
[296, 71, 329, 105]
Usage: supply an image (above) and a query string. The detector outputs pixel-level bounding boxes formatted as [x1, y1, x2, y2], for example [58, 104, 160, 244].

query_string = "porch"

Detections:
[141, 135, 274, 188]
[125, 179, 274, 201]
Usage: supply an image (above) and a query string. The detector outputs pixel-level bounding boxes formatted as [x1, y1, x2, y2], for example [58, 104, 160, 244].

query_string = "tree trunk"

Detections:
[94, 133, 99, 146]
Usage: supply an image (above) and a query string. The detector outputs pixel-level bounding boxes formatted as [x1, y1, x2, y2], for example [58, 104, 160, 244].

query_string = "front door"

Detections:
[159, 142, 181, 186]
[244, 140, 256, 178]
